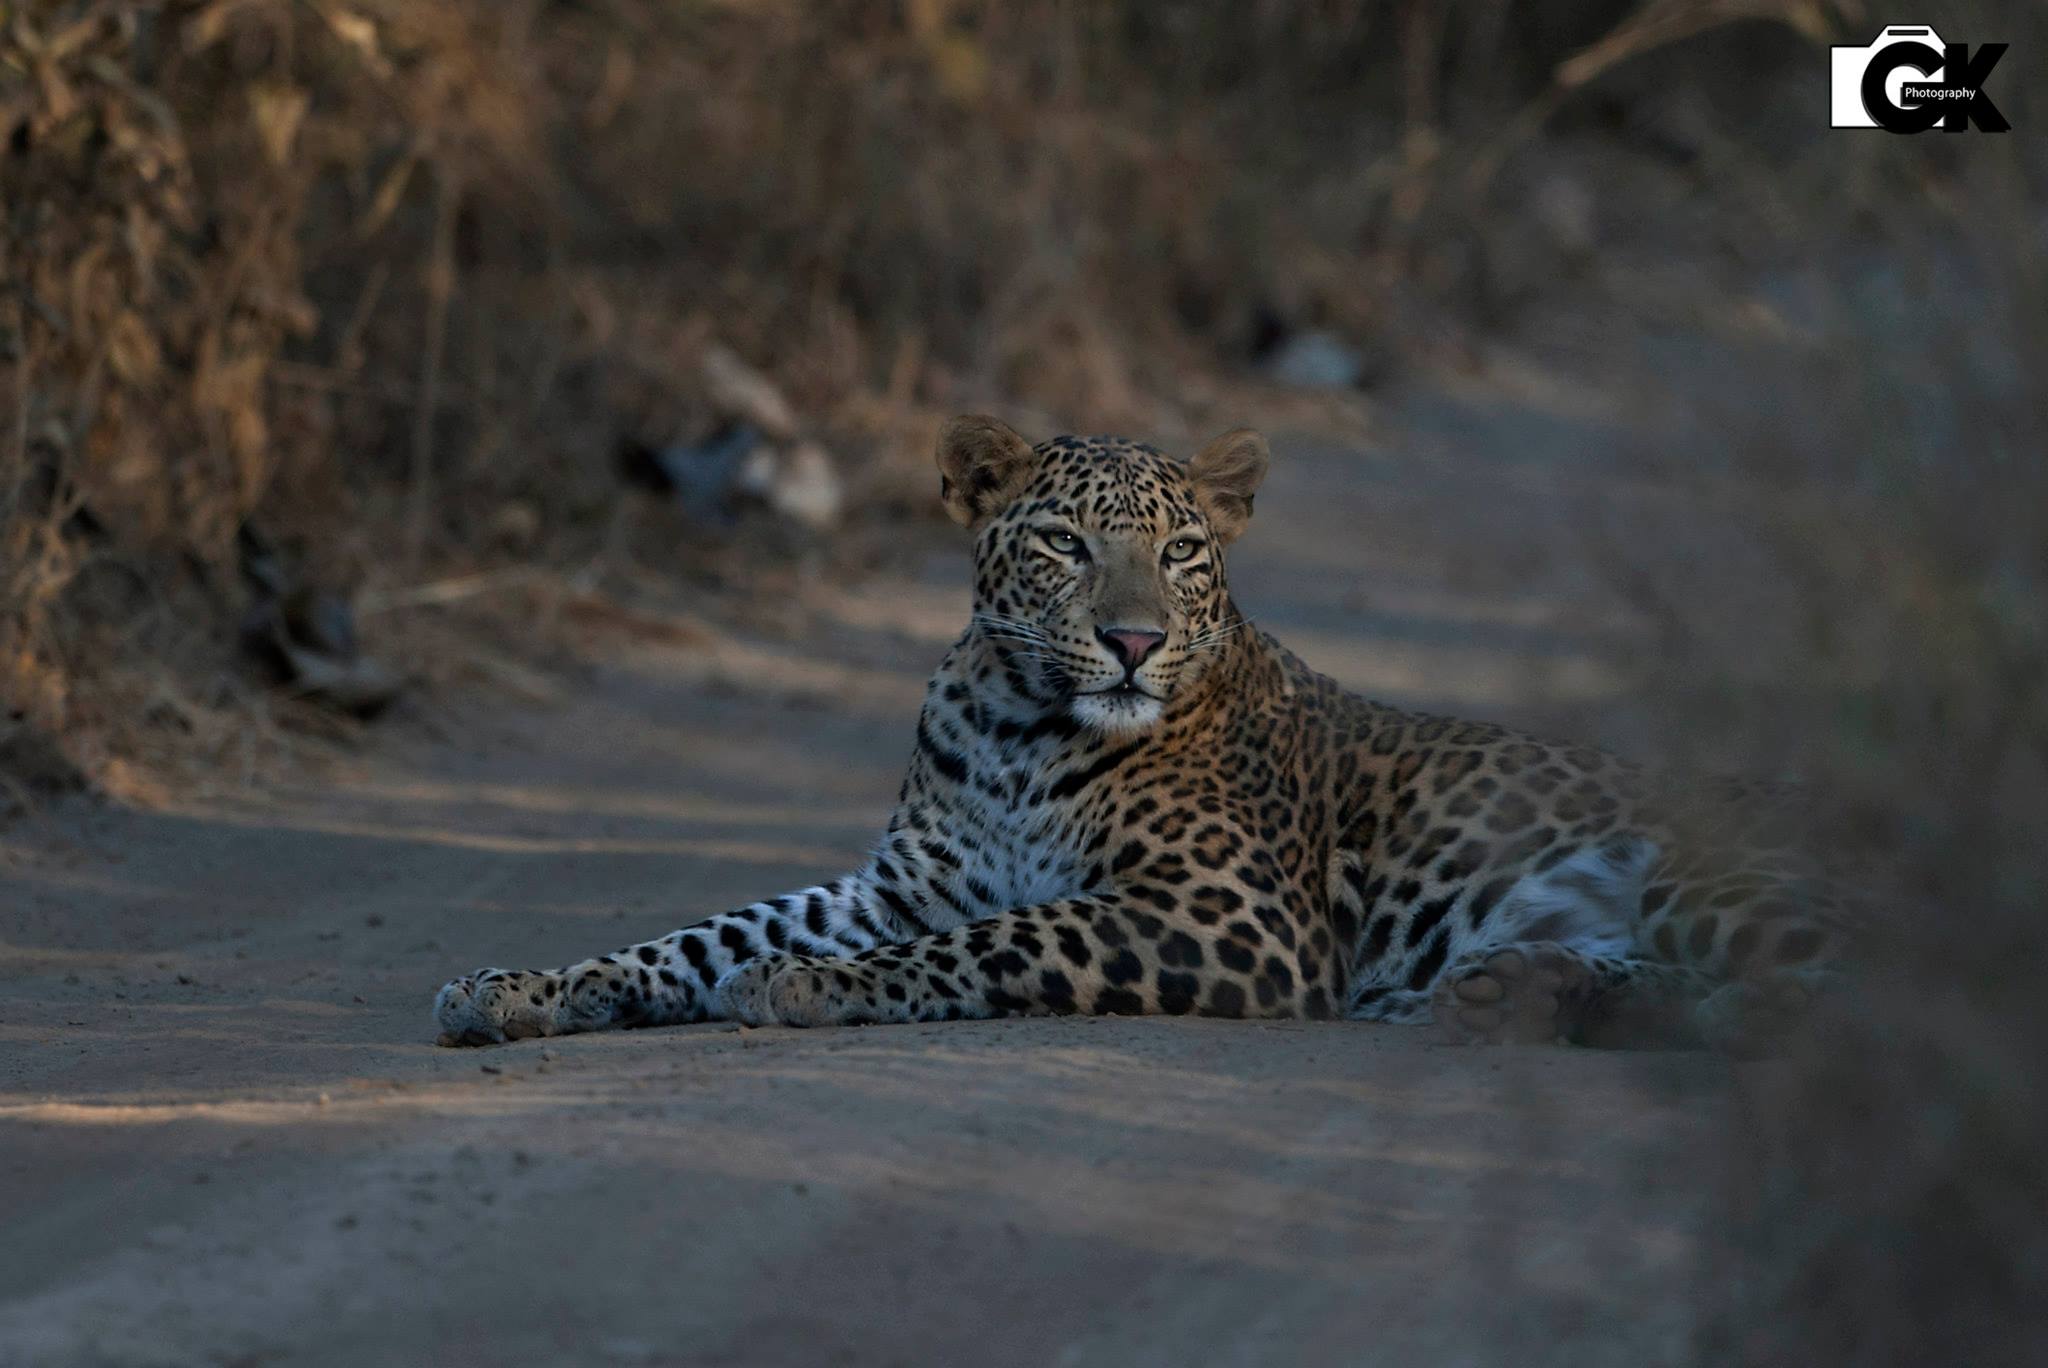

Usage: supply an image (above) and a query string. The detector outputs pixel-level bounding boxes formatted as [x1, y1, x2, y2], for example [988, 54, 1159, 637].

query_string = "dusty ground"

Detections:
[1, 364, 1758, 1367]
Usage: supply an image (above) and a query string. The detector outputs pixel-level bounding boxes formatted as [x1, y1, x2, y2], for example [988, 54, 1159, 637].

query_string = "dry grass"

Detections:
[6, 0, 1828, 797]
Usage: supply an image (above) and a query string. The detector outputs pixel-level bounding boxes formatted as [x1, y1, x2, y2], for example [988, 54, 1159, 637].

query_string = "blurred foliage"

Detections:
[12, 0, 1813, 788]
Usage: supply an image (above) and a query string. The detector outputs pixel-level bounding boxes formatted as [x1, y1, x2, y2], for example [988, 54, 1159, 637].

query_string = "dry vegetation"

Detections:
[1546, 7, 2043, 1359]
[3, 0, 2043, 1360]
[0, 0, 1836, 796]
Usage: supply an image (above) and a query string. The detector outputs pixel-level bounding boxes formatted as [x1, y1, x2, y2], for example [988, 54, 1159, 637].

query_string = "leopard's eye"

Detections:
[1042, 529, 1084, 557]
[1163, 537, 1202, 564]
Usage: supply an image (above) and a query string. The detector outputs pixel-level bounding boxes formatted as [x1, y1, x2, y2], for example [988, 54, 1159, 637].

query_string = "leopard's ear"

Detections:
[936, 414, 1037, 529]
[1187, 428, 1269, 544]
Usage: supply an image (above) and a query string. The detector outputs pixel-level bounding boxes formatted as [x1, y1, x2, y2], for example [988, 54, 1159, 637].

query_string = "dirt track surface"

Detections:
[2, 388, 1746, 1366]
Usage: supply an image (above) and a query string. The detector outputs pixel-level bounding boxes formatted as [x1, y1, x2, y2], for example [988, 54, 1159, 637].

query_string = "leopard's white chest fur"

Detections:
[940, 729, 1091, 917]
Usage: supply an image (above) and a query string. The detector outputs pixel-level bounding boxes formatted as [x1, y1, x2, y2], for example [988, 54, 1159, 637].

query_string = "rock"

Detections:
[736, 439, 845, 532]
[701, 345, 799, 443]
[269, 639, 403, 716]
[487, 500, 541, 553]
[1263, 329, 1366, 390]
[238, 532, 404, 718]
[279, 586, 359, 660]
[619, 344, 840, 530]
[616, 423, 761, 524]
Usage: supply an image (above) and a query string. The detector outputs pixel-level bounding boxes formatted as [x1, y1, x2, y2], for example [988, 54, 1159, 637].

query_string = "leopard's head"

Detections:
[938, 415, 1268, 734]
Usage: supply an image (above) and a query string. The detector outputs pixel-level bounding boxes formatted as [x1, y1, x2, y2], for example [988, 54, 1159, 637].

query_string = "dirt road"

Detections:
[1, 387, 1744, 1366]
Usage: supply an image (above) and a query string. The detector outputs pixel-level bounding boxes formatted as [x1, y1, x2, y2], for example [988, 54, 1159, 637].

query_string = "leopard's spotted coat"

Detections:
[435, 418, 1851, 1053]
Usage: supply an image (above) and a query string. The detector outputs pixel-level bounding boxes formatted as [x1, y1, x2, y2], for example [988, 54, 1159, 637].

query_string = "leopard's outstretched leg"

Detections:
[716, 882, 1325, 1027]
[1432, 942, 1717, 1048]
[432, 872, 919, 1045]
[1691, 968, 1842, 1059]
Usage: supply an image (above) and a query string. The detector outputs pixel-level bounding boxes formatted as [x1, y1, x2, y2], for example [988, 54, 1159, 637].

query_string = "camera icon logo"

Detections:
[1831, 26, 2010, 133]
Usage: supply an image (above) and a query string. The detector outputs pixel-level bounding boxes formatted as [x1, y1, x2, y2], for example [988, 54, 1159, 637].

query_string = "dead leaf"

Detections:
[323, 9, 394, 80]
[105, 312, 161, 384]
[358, 146, 420, 238]
[250, 84, 309, 167]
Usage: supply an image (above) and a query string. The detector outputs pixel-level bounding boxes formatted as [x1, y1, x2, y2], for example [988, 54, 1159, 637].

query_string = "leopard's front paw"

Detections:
[435, 953, 683, 1045]
[434, 969, 561, 1047]
[714, 955, 840, 1027]
[1433, 945, 1595, 1046]
[1693, 975, 1820, 1059]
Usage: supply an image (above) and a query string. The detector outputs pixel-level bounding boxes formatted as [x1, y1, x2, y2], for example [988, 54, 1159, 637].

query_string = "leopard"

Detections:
[434, 415, 1856, 1055]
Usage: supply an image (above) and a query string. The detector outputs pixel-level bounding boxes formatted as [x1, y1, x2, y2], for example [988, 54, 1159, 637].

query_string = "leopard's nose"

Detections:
[1097, 627, 1167, 669]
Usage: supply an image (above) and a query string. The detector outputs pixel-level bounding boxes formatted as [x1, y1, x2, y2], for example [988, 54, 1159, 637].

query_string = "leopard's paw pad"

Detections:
[1433, 946, 1594, 1046]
